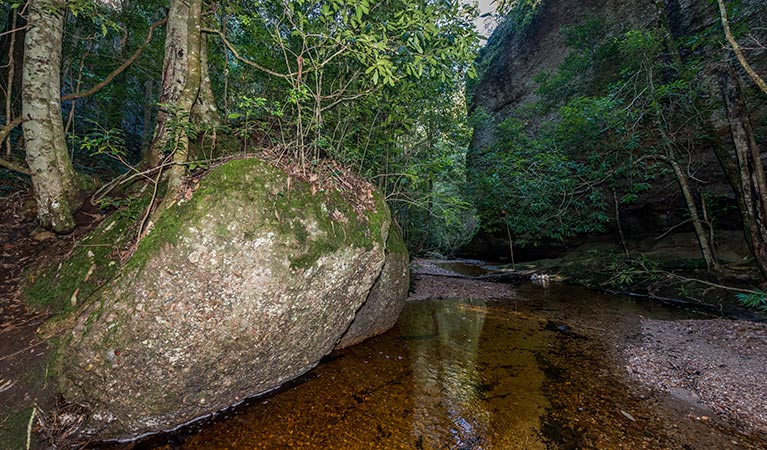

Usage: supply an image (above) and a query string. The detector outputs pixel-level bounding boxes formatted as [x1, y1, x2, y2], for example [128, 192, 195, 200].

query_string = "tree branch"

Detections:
[0, 24, 29, 38]
[61, 16, 168, 102]
[0, 156, 31, 175]
[717, 0, 767, 95]
[0, 116, 22, 144]
[202, 27, 293, 80]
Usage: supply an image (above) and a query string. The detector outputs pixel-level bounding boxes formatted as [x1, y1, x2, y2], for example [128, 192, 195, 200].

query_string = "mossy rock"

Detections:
[54, 158, 399, 441]
[22, 191, 151, 315]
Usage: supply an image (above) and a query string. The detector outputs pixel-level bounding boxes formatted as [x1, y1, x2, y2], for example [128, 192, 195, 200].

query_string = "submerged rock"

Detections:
[53, 158, 404, 440]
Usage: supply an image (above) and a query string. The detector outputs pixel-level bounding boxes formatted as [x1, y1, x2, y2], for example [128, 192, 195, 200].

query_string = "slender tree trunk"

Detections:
[613, 188, 630, 258]
[0, 8, 24, 159]
[719, 64, 767, 280]
[667, 158, 720, 272]
[0, 6, 24, 125]
[141, 79, 154, 158]
[710, 127, 753, 253]
[650, 15, 719, 270]
[22, 0, 81, 234]
[717, 0, 767, 95]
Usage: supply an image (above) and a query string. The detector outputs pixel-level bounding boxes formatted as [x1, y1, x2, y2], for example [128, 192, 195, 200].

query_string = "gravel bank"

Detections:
[626, 318, 767, 435]
[408, 259, 518, 301]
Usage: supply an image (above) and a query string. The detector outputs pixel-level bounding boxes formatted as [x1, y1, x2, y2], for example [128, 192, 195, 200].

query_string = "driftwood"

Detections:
[416, 269, 528, 285]
[474, 272, 528, 285]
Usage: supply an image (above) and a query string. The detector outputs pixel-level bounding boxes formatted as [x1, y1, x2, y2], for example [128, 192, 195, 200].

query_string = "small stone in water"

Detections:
[621, 410, 636, 422]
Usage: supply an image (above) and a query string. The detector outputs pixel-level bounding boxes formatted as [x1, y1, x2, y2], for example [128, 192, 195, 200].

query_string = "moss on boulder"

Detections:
[22, 192, 151, 315]
[54, 158, 399, 440]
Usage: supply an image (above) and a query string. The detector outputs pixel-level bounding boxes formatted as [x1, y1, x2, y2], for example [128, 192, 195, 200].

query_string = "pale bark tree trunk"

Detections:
[667, 158, 720, 272]
[165, 0, 202, 192]
[651, 13, 719, 271]
[22, 0, 81, 234]
[612, 188, 630, 258]
[719, 64, 767, 281]
[717, 0, 767, 95]
[147, 0, 193, 168]
[710, 128, 753, 253]
[192, 35, 219, 126]
[147, 0, 218, 193]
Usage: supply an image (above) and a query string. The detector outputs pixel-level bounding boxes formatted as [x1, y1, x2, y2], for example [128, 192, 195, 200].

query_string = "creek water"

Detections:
[133, 263, 758, 449]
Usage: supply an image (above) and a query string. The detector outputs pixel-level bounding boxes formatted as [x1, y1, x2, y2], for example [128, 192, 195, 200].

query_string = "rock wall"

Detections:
[53, 158, 407, 441]
[468, 0, 766, 241]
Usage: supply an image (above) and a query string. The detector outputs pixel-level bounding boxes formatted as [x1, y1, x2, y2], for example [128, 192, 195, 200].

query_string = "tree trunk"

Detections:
[147, 0, 218, 192]
[613, 188, 630, 258]
[0, 6, 24, 123]
[22, 0, 81, 234]
[141, 79, 154, 159]
[667, 159, 720, 272]
[710, 125, 754, 254]
[166, 0, 202, 192]
[147, 0, 192, 168]
[191, 35, 219, 126]
[719, 64, 767, 280]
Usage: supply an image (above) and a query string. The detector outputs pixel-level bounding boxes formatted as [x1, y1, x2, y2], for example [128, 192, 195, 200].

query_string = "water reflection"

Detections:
[401, 300, 550, 449]
[401, 300, 490, 448]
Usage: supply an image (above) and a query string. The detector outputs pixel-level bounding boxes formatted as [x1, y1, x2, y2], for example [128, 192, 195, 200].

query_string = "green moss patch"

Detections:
[21, 192, 151, 315]
[24, 157, 390, 319]
[129, 158, 388, 272]
[0, 406, 35, 450]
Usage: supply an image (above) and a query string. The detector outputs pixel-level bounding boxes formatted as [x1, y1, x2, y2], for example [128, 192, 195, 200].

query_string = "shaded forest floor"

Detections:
[0, 188, 105, 449]
[1, 188, 54, 450]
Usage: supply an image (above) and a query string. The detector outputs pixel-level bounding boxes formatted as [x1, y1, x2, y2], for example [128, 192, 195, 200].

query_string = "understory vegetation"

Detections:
[1, 0, 482, 255]
[2, 0, 767, 309]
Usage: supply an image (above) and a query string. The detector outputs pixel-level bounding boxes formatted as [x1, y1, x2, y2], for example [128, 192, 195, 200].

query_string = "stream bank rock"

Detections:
[336, 227, 409, 349]
[54, 158, 403, 440]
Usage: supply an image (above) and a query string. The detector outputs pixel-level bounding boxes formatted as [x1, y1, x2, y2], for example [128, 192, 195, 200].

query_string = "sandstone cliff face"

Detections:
[472, 0, 656, 150]
[53, 158, 407, 441]
[468, 0, 766, 239]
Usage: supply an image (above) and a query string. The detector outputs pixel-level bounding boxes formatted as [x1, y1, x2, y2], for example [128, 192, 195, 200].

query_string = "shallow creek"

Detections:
[126, 263, 764, 450]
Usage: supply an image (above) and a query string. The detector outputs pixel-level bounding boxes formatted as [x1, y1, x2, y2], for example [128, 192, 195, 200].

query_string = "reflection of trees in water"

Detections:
[400, 300, 489, 448]
[399, 300, 548, 449]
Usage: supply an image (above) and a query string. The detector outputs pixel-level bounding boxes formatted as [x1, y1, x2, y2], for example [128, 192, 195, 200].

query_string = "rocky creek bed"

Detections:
[90, 260, 767, 449]
[2, 249, 767, 448]
[412, 259, 767, 449]
[626, 318, 767, 434]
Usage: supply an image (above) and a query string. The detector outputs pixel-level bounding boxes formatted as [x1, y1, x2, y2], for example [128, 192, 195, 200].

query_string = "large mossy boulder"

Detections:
[54, 158, 399, 440]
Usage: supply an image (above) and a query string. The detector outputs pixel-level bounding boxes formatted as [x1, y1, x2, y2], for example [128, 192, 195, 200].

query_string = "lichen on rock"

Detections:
[53, 158, 404, 441]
